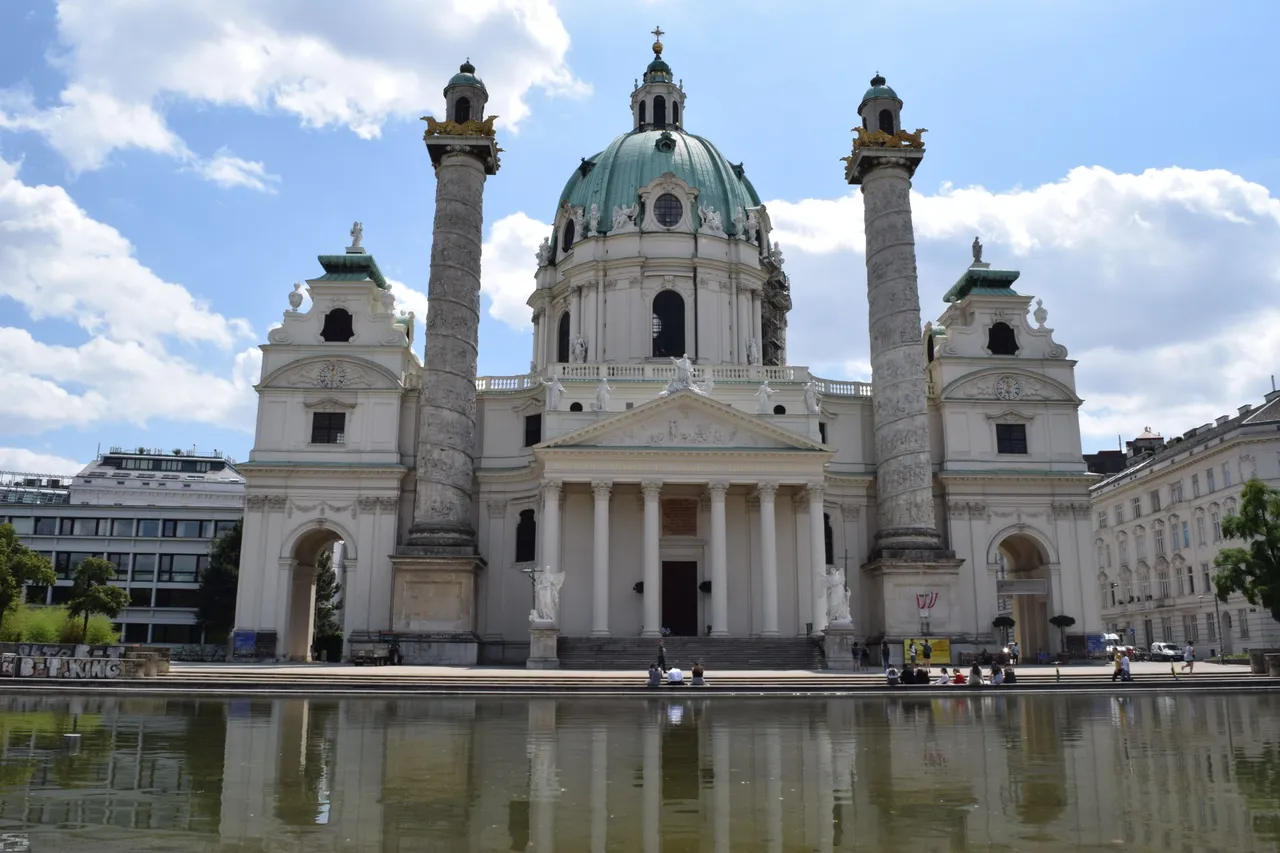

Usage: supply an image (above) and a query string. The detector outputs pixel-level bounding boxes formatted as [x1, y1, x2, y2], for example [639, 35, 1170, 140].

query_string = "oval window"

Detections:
[654, 193, 683, 227]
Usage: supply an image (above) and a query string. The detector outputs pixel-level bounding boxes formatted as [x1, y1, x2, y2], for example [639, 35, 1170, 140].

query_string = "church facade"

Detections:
[232, 39, 1102, 665]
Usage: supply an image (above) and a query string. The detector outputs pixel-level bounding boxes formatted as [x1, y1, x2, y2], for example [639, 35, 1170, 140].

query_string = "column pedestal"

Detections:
[822, 622, 859, 671]
[861, 553, 963, 642]
[388, 554, 484, 664]
[527, 624, 560, 669]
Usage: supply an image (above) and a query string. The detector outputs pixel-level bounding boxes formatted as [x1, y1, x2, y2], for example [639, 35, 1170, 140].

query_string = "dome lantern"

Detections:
[444, 58, 488, 125]
[631, 27, 686, 131]
[858, 72, 903, 135]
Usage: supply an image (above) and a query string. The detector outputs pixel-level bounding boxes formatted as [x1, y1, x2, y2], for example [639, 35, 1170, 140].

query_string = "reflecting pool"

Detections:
[0, 693, 1277, 851]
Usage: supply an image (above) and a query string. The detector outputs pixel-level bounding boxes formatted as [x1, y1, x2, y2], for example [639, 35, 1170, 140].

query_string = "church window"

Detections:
[653, 193, 683, 227]
[651, 290, 685, 357]
[524, 414, 542, 447]
[995, 423, 1027, 454]
[562, 218, 576, 251]
[818, 422, 827, 443]
[515, 509, 537, 563]
[569, 402, 583, 412]
[320, 309, 354, 342]
[987, 322, 1019, 355]
[653, 95, 667, 127]
[878, 109, 894, 134]
[639, 100, 646, 127]
[671, 101, 679, 125]
[773, 405, 786, 415]
[557, 312, 571, 363]
[926, 335, 935, 362]
[453, 97, 471, 124]
[311, 413, 345, 445]
[823, 513, 834, 565]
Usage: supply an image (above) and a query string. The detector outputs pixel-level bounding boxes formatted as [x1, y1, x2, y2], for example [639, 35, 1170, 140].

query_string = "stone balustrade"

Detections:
[476, 365, 872, 397]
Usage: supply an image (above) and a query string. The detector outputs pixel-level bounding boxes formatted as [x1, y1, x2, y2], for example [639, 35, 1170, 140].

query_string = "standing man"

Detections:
[881, 639, 892, 671]
[922, 640, 933, 673]
[909, 640, 918, 668]
[1182, 642, 1195, 674]
[851, 641, 861, 672]
[1009, 640, 1020, 666]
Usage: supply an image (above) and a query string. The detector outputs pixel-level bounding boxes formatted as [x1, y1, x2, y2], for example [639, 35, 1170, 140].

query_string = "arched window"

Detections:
[639, 100, 646, 127]
[823, 513, 834, 565]
[672, 101, 679, 125]
[557, 312, 571, 363]
[1138, 563, 1152, 600]
[569, 402, 583, 412]
[773, 405, 787, 415]
[878, 109, 894, 134]
[926, 335, 935, 362]
[320, 309, 354, 342]
[562, 218, 576, 251]
[453, 97, 471, 124]
[987, 322, 1019, 355]
[653, 95, 667, 127]
[515, 509, 537, 563]
[651, 290, 685, 357]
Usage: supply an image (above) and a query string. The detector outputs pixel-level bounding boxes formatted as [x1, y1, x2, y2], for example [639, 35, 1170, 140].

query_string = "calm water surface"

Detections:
[0, 692, 1277, 852]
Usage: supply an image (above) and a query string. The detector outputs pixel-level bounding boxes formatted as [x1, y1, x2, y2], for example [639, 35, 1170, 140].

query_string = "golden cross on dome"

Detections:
[651, 26, 664, 41]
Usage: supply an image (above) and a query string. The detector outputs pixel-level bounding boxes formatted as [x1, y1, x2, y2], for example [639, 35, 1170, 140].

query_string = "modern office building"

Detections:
[0, 447, 245, 644]
[1091, 391, 1280, 653]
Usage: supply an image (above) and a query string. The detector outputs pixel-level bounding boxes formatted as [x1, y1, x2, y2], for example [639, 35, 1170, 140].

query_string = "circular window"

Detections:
[773, 405, 786, 415]
[654, 193, 683, 227]
[569, 402, 584, 412]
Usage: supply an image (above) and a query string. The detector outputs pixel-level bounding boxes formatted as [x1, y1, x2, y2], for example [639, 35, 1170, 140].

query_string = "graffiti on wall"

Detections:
[171, 644, 227, 662]
[0, 655, 122, 680]
[2, 644, 125, 660]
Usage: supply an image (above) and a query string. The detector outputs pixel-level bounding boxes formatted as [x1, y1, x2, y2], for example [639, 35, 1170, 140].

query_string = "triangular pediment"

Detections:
[539, 390, 829, 452]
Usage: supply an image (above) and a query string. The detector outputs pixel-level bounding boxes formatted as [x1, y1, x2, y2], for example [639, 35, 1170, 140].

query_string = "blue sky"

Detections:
[2, 0, 1279, 473]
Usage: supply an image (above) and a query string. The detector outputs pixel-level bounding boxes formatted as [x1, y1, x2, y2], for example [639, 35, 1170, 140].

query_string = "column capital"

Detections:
[707, 481, 730, 500]
[486, 499, 508, 519]
[756, 482, 778, 500]
[805, 483, 825, 505]
[641, 481, 663, 499]
[840, 503, 861, 522]
[542, 480, 564, 500]
[591, 480, 613, 499]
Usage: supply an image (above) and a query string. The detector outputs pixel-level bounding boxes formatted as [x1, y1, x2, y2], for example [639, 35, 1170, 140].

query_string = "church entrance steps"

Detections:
[556, 637, 825, 671]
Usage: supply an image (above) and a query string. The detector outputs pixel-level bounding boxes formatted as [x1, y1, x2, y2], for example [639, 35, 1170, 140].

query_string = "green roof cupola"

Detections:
[444, 58, 488, 124]
[858, 72, 903, 135]
[631, 27, 686, 131]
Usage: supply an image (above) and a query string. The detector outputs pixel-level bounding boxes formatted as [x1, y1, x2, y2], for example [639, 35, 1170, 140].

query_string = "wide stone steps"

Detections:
[556, 637, 825, 671]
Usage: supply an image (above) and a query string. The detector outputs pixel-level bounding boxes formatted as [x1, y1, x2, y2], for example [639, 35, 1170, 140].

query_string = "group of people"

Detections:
[886, 662, 1018, 687]
[648, 642, 707, 687]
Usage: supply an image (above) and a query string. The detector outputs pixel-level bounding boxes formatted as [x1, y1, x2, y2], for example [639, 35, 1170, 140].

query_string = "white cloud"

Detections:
[386, 278, 429, 324]
[1, 0, 587, 184]
[0, 447, 85, 475]
[0, 156, 260, 435]
[768, 166, 1280, 450]
[191, 150, 281, 193]
[482, 212, 548, 330]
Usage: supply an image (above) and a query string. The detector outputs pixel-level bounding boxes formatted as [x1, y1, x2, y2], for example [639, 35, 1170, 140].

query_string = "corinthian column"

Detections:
[408, 119, 500, 550]
[847, 137, 940, 553]
[591, 480, 612, 637]
[641, 481, 662, 637]
[708, 481, 729, 636]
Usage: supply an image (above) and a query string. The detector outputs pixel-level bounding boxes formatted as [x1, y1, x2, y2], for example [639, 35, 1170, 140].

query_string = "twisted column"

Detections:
[407, 150, 488, 550]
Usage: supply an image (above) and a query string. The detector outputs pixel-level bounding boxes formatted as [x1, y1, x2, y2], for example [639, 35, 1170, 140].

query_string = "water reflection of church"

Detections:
[0, 695, 1276, 850]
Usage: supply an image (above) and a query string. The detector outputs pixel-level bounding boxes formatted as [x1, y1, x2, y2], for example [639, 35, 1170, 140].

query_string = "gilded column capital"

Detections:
[591, 480, 613, 500]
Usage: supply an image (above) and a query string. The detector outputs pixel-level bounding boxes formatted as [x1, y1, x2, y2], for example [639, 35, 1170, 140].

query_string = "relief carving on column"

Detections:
[707, 481, 730, 500]
[486, 498, 508, 518]
[948, 501, 968, 518]
[358, 496, 379, 514]
[640, 481, 663, 499]
[266, 495, 288, 511]
[377, 497, 399, 512]
[591, 480, 613, 500]
[840, 504, 860, 522]
[756, 482, 779, 500]
[246, 495, 266, 510]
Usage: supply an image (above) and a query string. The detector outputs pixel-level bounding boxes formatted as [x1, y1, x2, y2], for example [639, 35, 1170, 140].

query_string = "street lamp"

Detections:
[1198, 592, 1224, 666]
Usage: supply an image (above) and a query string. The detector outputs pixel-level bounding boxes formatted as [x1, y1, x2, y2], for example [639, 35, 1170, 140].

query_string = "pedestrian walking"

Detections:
[880, 640, 891, 671]
[657, 641, 667, 673]
[1008, 641, 1020, 666]
[860, 644, 871, 670]
[1181, 642, 1195, 674]
[922, 640, 933, 672]
[850, 641, 861, 671]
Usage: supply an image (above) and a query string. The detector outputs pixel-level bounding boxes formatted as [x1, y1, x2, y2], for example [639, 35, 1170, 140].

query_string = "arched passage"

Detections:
[995, 530, 1053, 660]
[557, 311, 571, 363]
[285, 525, 345, 662]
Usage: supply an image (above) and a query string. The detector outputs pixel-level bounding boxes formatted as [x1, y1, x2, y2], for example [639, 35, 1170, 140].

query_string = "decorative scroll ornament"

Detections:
[421, 114, 498, 138]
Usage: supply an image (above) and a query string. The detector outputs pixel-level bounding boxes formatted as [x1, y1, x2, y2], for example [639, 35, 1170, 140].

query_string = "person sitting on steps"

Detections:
[666, 666, 685, 686]
[691, 662, 707, 686]
[647, 663, 661, 687]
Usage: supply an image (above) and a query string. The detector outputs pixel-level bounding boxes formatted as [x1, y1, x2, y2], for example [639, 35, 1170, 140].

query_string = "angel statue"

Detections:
[529, 565, 566, 624]
[540, 376, 565, 411]
[349, 221, 363, 249]
[612, 203, 638, 231]
[825, 565, 852, 624]
[746, 338, 760, 366]
[972, 236, 983, 264]
[592, 377, 613, 412]
[588, 203, 601, 236]
[755, 380, 775, 414]
[570, 334, 588, 363]
[803, 380, 822, 415]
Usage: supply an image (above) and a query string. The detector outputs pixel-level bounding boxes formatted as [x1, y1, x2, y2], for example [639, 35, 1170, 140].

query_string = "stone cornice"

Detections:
[476, 464, 539, 484]
[1090, 433, 1277, 498]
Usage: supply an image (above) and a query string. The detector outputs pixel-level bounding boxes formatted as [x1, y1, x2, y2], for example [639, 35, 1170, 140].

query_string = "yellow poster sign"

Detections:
[902, 638, 951, 666]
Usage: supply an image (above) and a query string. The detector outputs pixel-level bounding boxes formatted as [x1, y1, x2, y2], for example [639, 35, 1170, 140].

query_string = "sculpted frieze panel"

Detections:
[951, 372, 1066, 402]
[583, 406, 795, 449]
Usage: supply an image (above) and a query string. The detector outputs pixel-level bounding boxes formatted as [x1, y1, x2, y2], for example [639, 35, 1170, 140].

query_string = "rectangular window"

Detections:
[1135, 534, 1146, 560]
[1171, 524, 1181, 552]
[1161, 617, 1173, 642]
[1097, 511, 1108, 529]
[1195, 516, 1205, 546]
[129, 587, 154, 608]
[1223, 463, 1232, 487]
[132, 553, 157, 582]
[1131, 497, 1142, 519]
[1191, 474, 1201, 498]
[7, 516, 34, 535]
[995, 424, 1028, 454]
[59, 518, 75, 535]
[1149, 490, 1161, 512]
[524, 414, 543, 447]
[1202, 564, 1211, 594]
[1119, 538, 1129, 564]
[71, 518, 102, 536]
[1177, 572, 1185, 596]
[213, 520, 238, 537]
[67, 551, 100, 576]
[154, 588, 202, 608]
[1207, 613, 1216, 641]
[1206, 468, 1215, 492]
[1171, 481, 1183, 503]
[53, 552, 70, 579]
[1114, 504, 1124, 525]
[311, 412, 346, 444]
[161, 520, 204, 539]
[1185, 566, 1195, 595]
[109, 518, 134, 536]
[105, 553, 130, 575]
[1240, 610, 1250, 638]
[136, 519, 161, 537]
[1183, 614, 1199, 643]
[123, 623, 150, 643]
[1155, 526, 1165, 556]
[200, 520, 214, 538]
[151, 624, 202, 643]
[1106, 544, 1112, 568]
[818, 422, 827, 444]
[50, 585, 73, 604]
[25, 585, 49, 604]
[1182, 521, 1190, 548]
[1212, 512, 1222, 541]
[158, 554, 203, 583]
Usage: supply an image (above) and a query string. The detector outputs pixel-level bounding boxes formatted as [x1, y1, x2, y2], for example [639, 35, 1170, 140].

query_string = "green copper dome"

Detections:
[859, 73, 898, 108]
[557, 129, 761, 235]
[448, 60, 486, 90]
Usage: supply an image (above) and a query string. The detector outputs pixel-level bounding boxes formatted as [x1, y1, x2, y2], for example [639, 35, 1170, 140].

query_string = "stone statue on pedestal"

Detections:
[755, 380, 775, 414]
[349, 221, 363, 249]
[592, 378, 613, 411]
[746, 338, 760, 365]
[826, 565, 852, 624]
[541, 377, 565, 411]
[972, 236, 983, 264]
[803, 380, 822, 415]
[530, 565, 566, 624]
[571, 335, 588, 363]
[660, 353, 704, 397]
[588, 203, 600, 236]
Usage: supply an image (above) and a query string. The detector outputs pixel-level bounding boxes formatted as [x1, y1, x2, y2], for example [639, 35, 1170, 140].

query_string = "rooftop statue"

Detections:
[349, 221, 363, 249]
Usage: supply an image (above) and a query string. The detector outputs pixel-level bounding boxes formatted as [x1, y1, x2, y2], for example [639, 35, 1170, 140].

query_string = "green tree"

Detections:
[1213, 478, 1280, 621]
[66, 557, 130, 642]
[198, 519, 241, 642]
[313, 546, 342, 640]
[0, 523, 57, 634]
[1049, 614, 1076, 652]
